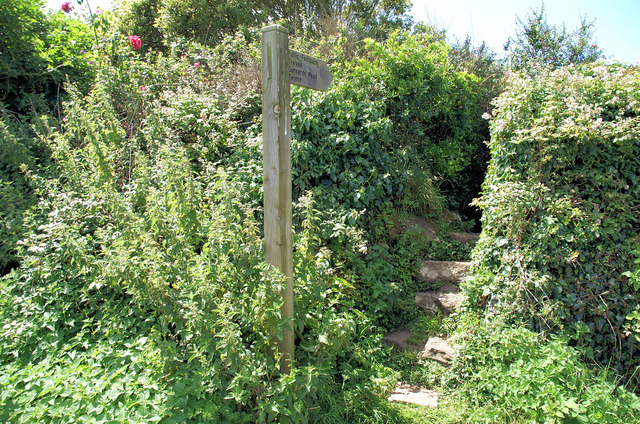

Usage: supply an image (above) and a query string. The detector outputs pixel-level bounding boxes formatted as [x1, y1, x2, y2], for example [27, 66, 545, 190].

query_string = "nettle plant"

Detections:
[0, 29, 400, 421]
[464, 63, 640, 387]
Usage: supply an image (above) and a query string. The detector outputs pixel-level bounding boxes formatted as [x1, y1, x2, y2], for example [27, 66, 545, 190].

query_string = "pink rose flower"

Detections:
[140, 86, 147, 91]
[61, 1, 73, 13]
[193, 62, 200, 68]
[128, 35, 142, 50]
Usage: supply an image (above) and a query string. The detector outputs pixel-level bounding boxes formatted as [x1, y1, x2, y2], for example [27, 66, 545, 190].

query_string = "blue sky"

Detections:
[46, 0, 639, 64]
[411, 0, 640, 64]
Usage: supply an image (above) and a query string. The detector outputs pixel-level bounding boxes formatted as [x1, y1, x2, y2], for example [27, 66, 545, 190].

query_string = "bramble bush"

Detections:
[462, 63, 640, 389]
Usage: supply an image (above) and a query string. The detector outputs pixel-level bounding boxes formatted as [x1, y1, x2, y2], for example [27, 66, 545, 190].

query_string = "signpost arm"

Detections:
[261, 24, 294, 373]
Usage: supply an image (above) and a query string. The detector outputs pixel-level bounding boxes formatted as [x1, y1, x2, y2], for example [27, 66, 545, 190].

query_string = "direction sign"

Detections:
[289, 50, 332, 91]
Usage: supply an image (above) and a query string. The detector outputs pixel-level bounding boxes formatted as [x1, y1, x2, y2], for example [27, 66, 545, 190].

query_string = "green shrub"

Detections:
[0, 0, 50, 113]
[291, 82, 402, 215]
[344, 31, 490, 217]
[465, 63, 640, 387]
[453, 319, 640, 423]
[349, 32, 485, 184]
[291, 30, 491, 225]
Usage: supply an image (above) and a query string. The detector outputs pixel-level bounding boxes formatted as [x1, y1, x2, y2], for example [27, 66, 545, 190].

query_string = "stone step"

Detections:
[382, 330, 423, 351]
[418, 337, 454, 365]
[415, 283, 462, 315]
[419, 260, 470, 283]
[407, 215, 440, 241]
[388, 383, 438, 408]
[383, 331, 455, 366]
[447, 231, 480, 244]
[406, 215, 480, 244]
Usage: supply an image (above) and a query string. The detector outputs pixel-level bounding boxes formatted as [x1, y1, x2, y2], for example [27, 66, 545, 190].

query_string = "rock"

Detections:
[406, 216, 440, 242]
[419, 260, 470, 283]
[415, 290, 462, 315]
[447, 231, 480, 244]
[382, 330, 423, 351]
[405, 215, 480, 245]
[388, 383, 438, 408]
[419, 337, 454, 365]
[438, 283, 459, 293]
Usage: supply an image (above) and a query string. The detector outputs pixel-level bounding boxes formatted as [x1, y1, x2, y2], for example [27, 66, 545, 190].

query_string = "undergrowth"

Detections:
[452, 316, 640, 423]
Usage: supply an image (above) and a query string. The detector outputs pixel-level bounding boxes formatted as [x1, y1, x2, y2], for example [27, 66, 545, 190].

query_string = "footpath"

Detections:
[383, 215, 479, 408]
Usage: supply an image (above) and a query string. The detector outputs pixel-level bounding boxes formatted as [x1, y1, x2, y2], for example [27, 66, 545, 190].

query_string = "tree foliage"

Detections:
[0, 0, 95, 114]
[505, 4, 604, 71]
[115, 0, 412, 49]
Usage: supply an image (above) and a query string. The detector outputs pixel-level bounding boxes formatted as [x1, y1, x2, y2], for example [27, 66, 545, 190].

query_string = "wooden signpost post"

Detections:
[261, 25, 332, 373]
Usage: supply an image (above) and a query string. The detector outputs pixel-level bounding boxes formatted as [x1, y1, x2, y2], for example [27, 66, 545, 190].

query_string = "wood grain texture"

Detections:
[261, 25, 294, 373]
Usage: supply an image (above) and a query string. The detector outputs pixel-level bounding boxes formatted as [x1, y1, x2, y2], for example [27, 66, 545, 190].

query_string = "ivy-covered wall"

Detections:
[465, 63, 640, 384]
